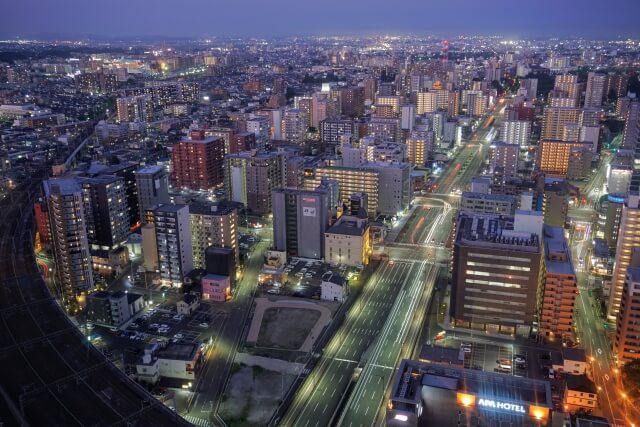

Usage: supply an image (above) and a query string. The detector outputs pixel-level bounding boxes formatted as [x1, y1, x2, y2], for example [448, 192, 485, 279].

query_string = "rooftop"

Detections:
[157, 342, 200, 361]
[136, 164, 165, 175]
[456, 212, 540, 253]
[543, 225, 575, 276]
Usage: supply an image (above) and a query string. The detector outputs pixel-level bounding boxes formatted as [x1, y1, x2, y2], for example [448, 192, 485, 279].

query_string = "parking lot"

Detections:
[260, 257, 356, 299]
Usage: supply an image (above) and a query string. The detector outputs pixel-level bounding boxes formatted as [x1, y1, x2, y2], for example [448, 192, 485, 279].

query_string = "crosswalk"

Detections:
[181, 414, 212, 427]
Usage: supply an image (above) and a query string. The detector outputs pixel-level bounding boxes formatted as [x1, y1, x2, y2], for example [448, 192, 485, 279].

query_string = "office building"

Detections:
[490, 142, 519, 177]
[387, 360, 552, 427]
[80, 175, 129, 249]
[135, 165, 170, 220]
[460, 192, 517, 215]
[608, 195, 640, 321]
[539, 225, 577, 340]
[599, 194, 625, 250]
[205, 247, 236, 284]
[189, 202, 238, 270]
[147, 204, 192, 286]
[272, 186, 331, 259]
[614, 267, 640, 362]
[499, 120, 531, 147]
[450, 211, 544, 336]
[324, 211, 371, 267]
[584, 72, 606, 108]
[171, 131, 225, 190]
[43, 178, 94, 296]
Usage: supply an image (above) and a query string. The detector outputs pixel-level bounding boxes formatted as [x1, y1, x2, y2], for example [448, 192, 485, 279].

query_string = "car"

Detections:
[109, 327, 118, 333]
[174, 333, 184, 339]
[149, 323, 159, 329]
[86, 322, 94, 330]
[198, 322, 209, 328]
[461, 346, 472, 353]
[160, 324, 169, 329]
[161, 313, 171, 318]
[172, 314, 183, 320]
[514, 356, 526, 364]
[129, 324, 140, 329]
[267, 289, 280, 294]
[157, 329, 168, 335]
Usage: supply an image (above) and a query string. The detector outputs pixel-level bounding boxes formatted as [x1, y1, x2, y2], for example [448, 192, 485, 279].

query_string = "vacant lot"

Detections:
[220, 364, 294, 427]
[256, 307, 321, 350]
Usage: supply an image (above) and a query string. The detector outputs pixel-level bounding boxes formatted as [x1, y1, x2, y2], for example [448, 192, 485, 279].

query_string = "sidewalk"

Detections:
[234, 352, 304, 375]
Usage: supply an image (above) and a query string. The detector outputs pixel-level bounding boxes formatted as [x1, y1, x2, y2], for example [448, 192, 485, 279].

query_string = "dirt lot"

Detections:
[220, 364, 295, 427]
[256, 307, 321, 350]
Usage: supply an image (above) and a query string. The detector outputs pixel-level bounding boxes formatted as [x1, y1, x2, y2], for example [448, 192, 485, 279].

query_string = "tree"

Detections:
[622, 359, 640, 403]
[491, 80, 504, 96]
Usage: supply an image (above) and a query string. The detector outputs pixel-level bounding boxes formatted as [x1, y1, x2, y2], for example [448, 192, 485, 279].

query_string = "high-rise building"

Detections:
[605, 73, 629, 100]
[614, 266, 640, 362]
[375, 95, 403, 115]
[43, 179, 94, 296]
[416, 91, 437, 115]
[608, 195, 640, 321]
[80, 175, 129, 249]
[123, 81, 199, 109]
[519, 78, 538, 100]
[622, 101, 639, 151]
[539, 225, 578, 340]
[537, 140, 592, 177]
[490, 142, 519, 177]
[553, 74, 581, 105]
[584, 72, 607, 108]
[363, 78, 378, 103]
[116, 95, 154, 123]
[293, 96, 313, 128]
[224, 151, 284, 215]
[405, 131, 434, 167]
[541, 107, 582, 141]
[171, 131, 225, 190]
[272, 186, 331, 259]
[320, 119, 358, 146]
[189, 202, 239, 270]
[450, 210, 544, 336]
[499, 120, 531, 147]
[147, 204, 192, 286]
[282, 108, 307, 144]
[206, 127, 237, 155]
[340, 86, 364, 116]
[246, 116, 271, 149]
[98, 162, 140, 229]
[367, 116, 401, 143]
[136, 165, 170, 219]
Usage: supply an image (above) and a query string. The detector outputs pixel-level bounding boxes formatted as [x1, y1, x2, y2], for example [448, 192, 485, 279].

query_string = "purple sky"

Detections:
[1, 0, 638, 39]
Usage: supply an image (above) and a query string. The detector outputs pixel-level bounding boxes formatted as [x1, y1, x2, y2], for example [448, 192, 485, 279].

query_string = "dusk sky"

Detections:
[2, 0, 639, 39]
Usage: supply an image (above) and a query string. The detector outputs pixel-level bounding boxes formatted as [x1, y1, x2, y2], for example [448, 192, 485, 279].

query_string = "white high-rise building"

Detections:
[499, 120, 531, 147]
[135, 165, 169, 221]
[282, 108, 307, 144]
[584, 72, 607, 108]
[148, 204, 192, 286]
[246, 116, 270, 149]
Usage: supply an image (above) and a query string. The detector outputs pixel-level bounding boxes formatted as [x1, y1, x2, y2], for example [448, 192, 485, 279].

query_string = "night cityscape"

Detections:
[1, 1, 640, 426]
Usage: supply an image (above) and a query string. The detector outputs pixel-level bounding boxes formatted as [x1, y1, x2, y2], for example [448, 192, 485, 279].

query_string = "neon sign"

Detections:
[477, 399, 526, 413]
